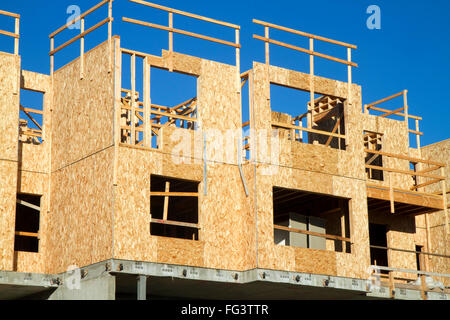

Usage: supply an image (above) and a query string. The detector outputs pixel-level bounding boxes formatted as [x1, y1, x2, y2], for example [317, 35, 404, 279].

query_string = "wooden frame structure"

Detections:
[122, 0, 241, 87]
[19, 104, 43, 143]
[0, 10, 20, 55]
[253, 19, 357, 107]
[49, 0, 114, 77]
[119, 49, 198, 148]
[364, 90, 424, 148]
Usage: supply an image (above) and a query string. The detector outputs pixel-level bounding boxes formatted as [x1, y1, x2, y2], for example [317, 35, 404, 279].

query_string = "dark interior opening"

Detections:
[273, 187, 351, 253]
[416, 245, 423, 272]
[14, 194, 41, 253]
[369, 223, 388, 272]
[150, 175, 199, 241]
[364, 131, 384, 181]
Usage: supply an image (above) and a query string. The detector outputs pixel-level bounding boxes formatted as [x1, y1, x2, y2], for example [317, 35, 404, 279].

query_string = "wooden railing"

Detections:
[364, 90, 424, 149]
[122, 0, 241, 78]
[49, 0, 113, 77]
[368, 245, 450, 299]
[0, 10, 20, 55]
[253, 19, 357, 106]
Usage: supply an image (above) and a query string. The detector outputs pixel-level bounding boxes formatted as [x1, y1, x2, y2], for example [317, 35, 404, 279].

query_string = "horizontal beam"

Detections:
[365, 164, 444, 181]
[15, 231, 39, 238]
[150, 192, 198, 197]
[151, 218, 199, 229]
[371, 265, 450, 278]
[366, 105, 421, 120]
[272, 121, 346, 139]
[16, 199, 41, 212]
[367, 91, 405, 107]
[364, 149, 446, 167]
[253, 19, 357, 49]
[370, 245, 450, 259]
[20, 131, 42, 138]
[49, 0, 111, 38]
[50, 17, 113, 56]
[274, 224, 351, 243]
[151, 110, 197, 122]
[122, 17, 240, 48]
[411, 178, 441, 191]
[253, 35, 357, 67]
[129, 0, 240, 29]
[380, 106, 405, 118]
[20, 106, 43, 115]
[0, 29, 19, 39]
[408, 129, 423, 136]
[0, 10, 20, 19]
[367, 183, 443, 199]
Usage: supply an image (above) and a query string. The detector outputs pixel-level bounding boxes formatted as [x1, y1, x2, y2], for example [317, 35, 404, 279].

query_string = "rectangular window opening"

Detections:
[369, 223, 389, 274]
[270, 83, 346, 150]
[120, 54, 198, 149]
[19, 89, 44, 145]
[273, 187, 351, 253]
[14, 194, 41, 253]
[150, 175, 199, 241]
[364, 131, 384, 181]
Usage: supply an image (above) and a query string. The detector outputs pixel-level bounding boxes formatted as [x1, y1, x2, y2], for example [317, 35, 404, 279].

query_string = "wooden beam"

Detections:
[272, 121, 345, 139]
[380, 107, 405, 118]
[367, 91, 404, 107]
[253, 19, 357, 49]
[152, 110, 198, 122]
[151, 218, 199, 230]
[364, 149, 446, 167]
[274, 224, 351, 243]
[162, 182, 170, 221]
[365, 164, 444, 181]
[151, 192, 198, 197]
[0, 10, 20, 19]
[367, 105, 422, 120]
[411, 179, 441, 191]
[129, 0, 240, 29]
[0, 29, 19, 39]
[253, 35, 357, 67]
[50, 17, 113, 56]
[122, 17, 240, 48]
[325, 114, 342, 147]
[49, 0, 111, 38]
[15, 231, 39, 238]
[16, 199, 40, 212]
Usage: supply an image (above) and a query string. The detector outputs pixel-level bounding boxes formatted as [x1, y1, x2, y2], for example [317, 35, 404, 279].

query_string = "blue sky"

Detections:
[1, 0, 448, 147]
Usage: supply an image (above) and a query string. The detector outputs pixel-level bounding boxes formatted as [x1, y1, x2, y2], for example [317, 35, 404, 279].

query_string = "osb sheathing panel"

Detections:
[52, 40, 114, 171]
[114, 52, 255, 270]
[13, 252, 43, 274]
[46, 147, 114, 274]
[0, 52, 20, 271]
[362, 115, 412, 189]
[0, 162, 18, 271]
[420, 139, 449, 285]
[45, 40, 115, 274]
[251, 62, 365, 181]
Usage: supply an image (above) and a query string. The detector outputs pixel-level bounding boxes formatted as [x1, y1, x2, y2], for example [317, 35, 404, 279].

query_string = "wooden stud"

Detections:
[131, 53, 136, 145]
[163, 182, 170, 221]
[265, 26, 269, 65]
[80, 18, 85, 79]
[108, 0, 113, 73]
[143, 57, 151, 147]
[50, 37, 54, 76]
[389, 271, 395, 298]
[236, 29, 241, 93]
[14, 17, 19, 55]
[389, 172, 395, 214]
[415, 120, 421, 150]
[347, 48, 351, 105]
[309, 38, 314, 131]
[442, 167, 449, 234]
[168, 12, 174, 72]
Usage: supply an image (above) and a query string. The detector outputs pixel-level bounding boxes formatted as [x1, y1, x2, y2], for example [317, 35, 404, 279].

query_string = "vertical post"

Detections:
[308, 38, 314, 130]
[403, 90, 409, 147]
[14, 17, 19, 55]
[80, 18, 85, 80]
[415, 119, 421, 151]
[389, 171, 395, 214]
[108, 0, 113, 73]
[168, 12, 173, 72]
[131, 54, 136, 145]
[50, 38, 54, 76]
[347, 48, 352, 105]
[137, 275, 147, 301]
[163, 181, 170, 221]
[441, 167, 449, 234]
[389, 270, 395, 299]
[265, 26, 269, 65]
[143, 57, 151, 147]
[418, 252, 427, 300]
[235, 29, 240, 94]
[425, 213, 432, 270]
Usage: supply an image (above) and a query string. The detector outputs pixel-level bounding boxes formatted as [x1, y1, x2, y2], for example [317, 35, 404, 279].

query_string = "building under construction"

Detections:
[0, 0, 448, 300]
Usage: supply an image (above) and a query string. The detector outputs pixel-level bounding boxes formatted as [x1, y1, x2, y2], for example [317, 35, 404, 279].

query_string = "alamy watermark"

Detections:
[367, 5, 381, 30]
[66, 5, 81, 30]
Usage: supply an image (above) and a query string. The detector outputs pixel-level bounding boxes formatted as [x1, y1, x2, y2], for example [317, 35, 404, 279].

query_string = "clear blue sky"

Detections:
[1, 0, 448, 147]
